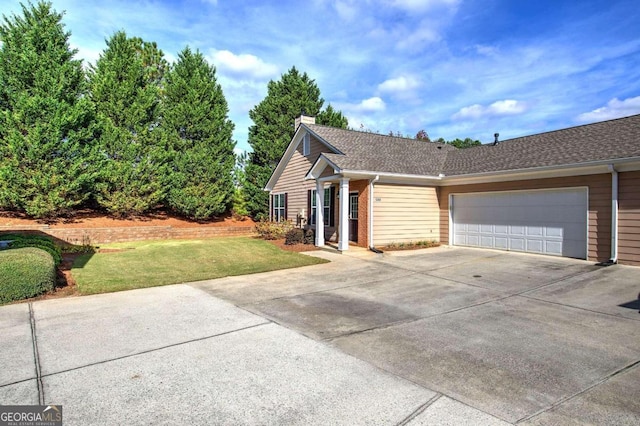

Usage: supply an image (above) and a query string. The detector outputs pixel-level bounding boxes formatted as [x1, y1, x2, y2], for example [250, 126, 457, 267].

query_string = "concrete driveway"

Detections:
[195, 246, 640, 425]
[1, 246, 639, 425]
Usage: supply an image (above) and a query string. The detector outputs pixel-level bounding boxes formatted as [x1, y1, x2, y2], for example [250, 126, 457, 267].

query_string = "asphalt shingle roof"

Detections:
[306, 124, 454, 176]
[442, 113, 640, 175]
[305, 114, 640, 177]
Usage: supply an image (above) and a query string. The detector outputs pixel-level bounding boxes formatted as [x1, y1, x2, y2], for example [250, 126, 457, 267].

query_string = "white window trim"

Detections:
[311, 187, 332, 226]
[273, 193, 286, 222]
[302, 134, 310, 156]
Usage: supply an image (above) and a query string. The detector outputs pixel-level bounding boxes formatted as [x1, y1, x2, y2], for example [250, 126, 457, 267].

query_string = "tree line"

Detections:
[0, 1, 477, 222]
[0, 2, 237, 220]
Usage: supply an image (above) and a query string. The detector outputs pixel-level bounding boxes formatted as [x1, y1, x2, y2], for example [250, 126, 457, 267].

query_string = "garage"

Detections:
[451, 188, 588, 259]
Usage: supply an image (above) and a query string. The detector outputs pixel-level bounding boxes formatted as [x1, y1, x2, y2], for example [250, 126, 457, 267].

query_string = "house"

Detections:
[265, 114, 640, 266]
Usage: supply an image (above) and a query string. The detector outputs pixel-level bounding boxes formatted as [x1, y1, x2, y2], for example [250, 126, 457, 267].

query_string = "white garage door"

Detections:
[452, 188, 588, 259]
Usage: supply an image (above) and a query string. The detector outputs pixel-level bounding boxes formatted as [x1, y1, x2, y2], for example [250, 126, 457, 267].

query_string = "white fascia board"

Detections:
[265, 124, 343, 190]
[303, 126, 345, 155]
[305, 154, 341, 180]
[264, 126, 307, 191]
[342, 170, 443, 183]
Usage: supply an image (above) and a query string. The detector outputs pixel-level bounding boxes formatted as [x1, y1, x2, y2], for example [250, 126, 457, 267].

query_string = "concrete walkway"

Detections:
[2, 246, 639, 424]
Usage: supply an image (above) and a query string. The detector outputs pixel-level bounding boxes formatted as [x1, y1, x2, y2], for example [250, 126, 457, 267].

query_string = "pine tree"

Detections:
[0, 1, 97, 218]
[88, 31, 167, 217]
[245, 67, 347, 219]
[317, 104, 348, 128]
[162, 47, 236, 220]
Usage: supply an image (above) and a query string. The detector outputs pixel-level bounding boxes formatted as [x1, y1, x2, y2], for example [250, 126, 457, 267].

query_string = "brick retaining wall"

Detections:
[0, 225, 256, 245]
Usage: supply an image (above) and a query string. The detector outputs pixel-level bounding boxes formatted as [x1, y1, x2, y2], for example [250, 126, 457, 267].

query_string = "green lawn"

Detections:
[72, 237, 328, 295]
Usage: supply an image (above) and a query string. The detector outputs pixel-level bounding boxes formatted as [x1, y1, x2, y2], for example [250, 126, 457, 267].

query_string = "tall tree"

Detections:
[162, 47, 236, 220]
[0, 1, 97, 218]
[88, 31, 167, 217]
[245, 67, 347, 219]
[317, 104, 348, 128]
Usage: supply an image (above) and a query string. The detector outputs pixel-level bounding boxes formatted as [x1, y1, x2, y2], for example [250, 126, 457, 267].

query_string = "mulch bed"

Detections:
[267, 239, 319, 252]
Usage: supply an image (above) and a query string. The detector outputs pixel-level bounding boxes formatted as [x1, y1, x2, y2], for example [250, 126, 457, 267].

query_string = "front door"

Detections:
[349, 192, 358, 242]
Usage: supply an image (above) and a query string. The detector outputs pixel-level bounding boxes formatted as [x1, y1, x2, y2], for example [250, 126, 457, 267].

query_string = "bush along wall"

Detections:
[0, 247, 56, 304]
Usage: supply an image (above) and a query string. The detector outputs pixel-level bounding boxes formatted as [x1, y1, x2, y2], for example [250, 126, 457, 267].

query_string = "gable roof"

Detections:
[267, 113, 640, 190]
[306, 124, 454, 177]
[442, 113, 640, 176]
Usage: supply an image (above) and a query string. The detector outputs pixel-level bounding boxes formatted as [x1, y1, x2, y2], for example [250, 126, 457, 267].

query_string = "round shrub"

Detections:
[0, 234, 62, 266]
[0, 247, 56, 304]
[284, 228, 305, 245]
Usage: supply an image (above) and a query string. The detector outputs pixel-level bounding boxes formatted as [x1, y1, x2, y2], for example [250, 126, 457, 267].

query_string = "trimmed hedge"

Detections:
[0, 248, 56, 304]
[0, 234, 62, 266]
[255, 220, 294, 240]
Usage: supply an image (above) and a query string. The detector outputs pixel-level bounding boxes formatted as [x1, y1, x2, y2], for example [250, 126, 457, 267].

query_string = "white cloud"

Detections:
[389, 0, 460, 12]
[359, 97, 387, 111]
[337, 96, 387, 114]
[209, 49, 279, 79]
[395, 24, 441, 50]
[334, 0, 358, 21]
[453, 100, 528, 120]
[378, 75, 421, 93]
[576, 96, 640, 123]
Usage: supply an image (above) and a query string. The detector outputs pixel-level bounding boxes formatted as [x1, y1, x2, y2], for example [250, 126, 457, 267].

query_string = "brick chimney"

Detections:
[295, 114, 316, 129]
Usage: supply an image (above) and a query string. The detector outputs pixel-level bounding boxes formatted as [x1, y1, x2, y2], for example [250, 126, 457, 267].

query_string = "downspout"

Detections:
[608, 164, 618, 264]
[369, 175, 380, 252]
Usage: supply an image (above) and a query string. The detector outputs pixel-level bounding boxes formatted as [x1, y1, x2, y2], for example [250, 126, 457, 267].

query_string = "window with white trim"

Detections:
[302, 134, 310, 156]
[310, 188, 333, 226]
[273, 193, 286, 222]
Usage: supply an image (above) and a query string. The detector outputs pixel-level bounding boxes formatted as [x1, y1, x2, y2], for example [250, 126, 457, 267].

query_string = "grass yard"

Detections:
[72, 237, 328, 295]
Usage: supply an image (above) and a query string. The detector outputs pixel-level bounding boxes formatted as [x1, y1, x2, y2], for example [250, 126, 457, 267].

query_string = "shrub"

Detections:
[0, 234, 62, 266]
[285, 228, 305, 245]
[304, 229, 315, 245]
[255, 220, 294, 240]
[0, 248, 56, 304]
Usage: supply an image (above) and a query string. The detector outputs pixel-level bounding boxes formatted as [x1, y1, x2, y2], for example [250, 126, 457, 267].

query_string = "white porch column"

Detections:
[315, 181, 325, 247]
[338, 178, 350, 251]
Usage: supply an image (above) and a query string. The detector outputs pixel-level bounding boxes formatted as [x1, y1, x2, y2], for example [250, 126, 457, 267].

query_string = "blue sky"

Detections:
[2, 0, 639, 153]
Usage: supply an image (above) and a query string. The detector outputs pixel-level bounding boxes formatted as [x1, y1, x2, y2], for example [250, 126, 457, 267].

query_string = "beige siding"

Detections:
[373, 184, 440, 246]
[271, 135, 337, 240]
[272, 135, 326, 222]
[619, 171, 640, 266]
[438, 174, 612, 263]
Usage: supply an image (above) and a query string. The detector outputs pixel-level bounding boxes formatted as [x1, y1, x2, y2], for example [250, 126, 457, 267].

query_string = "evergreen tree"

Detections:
[0, 1, 97, 218]
[245, 67, 347, 219]
[317, 104, 348, 128]
[88, 31, 167, 217]
[162, 47, 236, 220]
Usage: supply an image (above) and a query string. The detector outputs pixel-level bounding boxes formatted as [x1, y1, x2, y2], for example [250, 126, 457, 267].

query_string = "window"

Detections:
[302, 134, 310, 156]
[310, 187, 334, 226]
[273, 193, 286, 222]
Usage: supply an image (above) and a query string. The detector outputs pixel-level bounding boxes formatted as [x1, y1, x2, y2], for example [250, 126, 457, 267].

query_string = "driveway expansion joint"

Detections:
[519, 294, 640, 322]
[39, 321, 271, 379]
[396, 393, 442, 426]
[514, 358, 640, 424]
[29, 303, 44, 405]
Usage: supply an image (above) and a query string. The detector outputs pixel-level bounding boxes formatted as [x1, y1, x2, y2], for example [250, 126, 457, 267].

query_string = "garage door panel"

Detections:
[545, 241, 563, 255]
[527, 226, 543, 237]
[526, 240, 544, 253]
[452, 189, 587, 259]
[495, 237, 508, 249]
